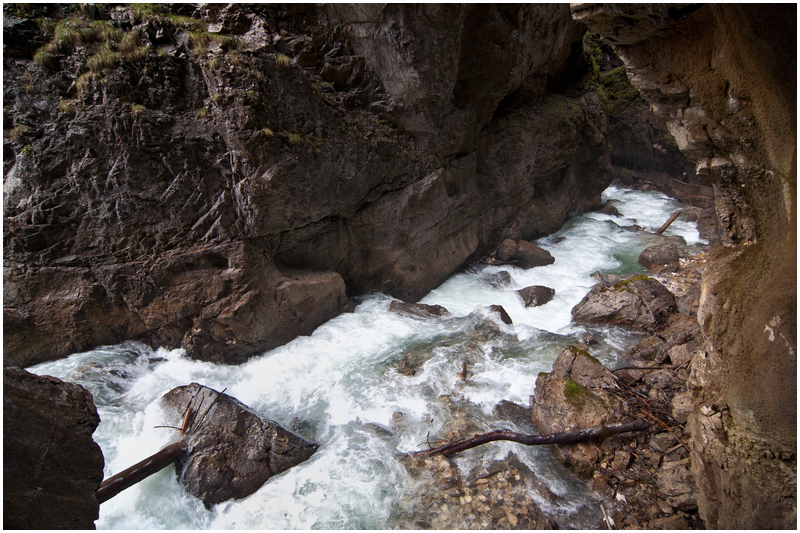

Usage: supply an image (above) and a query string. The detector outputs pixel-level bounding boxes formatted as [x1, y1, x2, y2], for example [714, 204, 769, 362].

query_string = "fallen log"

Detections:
[96, 439, 188, 504]
[415, 419, 650, 457]
[656, 209, 682, 234]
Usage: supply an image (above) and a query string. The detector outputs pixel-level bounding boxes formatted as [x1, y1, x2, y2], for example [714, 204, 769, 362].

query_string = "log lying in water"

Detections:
[656, 209, 682, 234]
[96, 439, 188, 504]
[416, 419, 650, 457]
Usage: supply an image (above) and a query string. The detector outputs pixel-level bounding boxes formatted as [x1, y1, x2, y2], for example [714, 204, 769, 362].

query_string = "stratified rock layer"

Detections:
[3, 368, 105, 529]
[3, 4, 611, 366]
[574, 4, 796, 528]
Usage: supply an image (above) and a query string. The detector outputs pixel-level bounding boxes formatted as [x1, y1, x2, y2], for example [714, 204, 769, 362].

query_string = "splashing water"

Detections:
[29, 185, 705, 529]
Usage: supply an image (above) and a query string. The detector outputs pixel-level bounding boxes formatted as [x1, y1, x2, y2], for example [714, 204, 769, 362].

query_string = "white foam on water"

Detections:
[28, 185, 704, 529]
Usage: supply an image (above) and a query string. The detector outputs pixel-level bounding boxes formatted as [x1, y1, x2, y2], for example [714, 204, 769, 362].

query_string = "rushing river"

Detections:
[29, 185, 705, 529]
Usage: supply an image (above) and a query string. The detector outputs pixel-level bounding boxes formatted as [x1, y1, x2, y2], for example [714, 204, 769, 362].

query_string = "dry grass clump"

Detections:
[58, 99, 76, 114]
[275, 53, 292, 68]
[8, 124, 30, 143]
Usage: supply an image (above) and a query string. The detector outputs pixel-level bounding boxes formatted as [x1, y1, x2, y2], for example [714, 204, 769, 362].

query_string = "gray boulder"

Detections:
[571, 275, 677, 331]
[389, 300, 450, 320]
[161, 383, 318, 508]
[638, 244, 681, 272]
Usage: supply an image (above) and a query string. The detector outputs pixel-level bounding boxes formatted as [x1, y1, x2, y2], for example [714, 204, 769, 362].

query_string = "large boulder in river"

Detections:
[389, 300, 450, 320]
[530, 347, 631, 476]
[161, 383, 318, 508]
[571, 275, 677, 331]
[3, 368, 105, 529]
[496, 239, 555, 268]
[638, 243, 681, 272]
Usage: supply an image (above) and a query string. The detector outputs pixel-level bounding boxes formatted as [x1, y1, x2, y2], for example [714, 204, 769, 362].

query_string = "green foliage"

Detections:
[581, 30, 640, 117]
[131, 3, 160, 22]
[33, 42, 59, 69]
[117, 29, 141, 54]
[563, 379, 589, 408]
[196, 107, 208, 118]
[21, 144, 32, 155]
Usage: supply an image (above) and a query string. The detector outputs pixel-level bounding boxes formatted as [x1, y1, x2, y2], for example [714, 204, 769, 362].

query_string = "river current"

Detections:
[29, 185, 705, 529]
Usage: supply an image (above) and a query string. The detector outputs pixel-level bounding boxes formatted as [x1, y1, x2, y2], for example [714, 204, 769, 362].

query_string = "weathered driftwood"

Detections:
[656, 209, 682, 234]
[96, 439, 188, 504]
[415, 419, 651, 457]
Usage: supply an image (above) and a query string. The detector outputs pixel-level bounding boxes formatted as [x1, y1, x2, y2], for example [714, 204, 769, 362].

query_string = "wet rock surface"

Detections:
[161, 383, 318, 508]
[3, 367, 105, 529]
[517, 285, 555, 308]
[527, 254, 715, 528]
[495, 239, 555, 269]
[571, 274, 677, 331]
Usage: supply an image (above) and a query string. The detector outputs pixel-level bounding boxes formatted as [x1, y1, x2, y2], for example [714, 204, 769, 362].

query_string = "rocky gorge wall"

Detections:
[574, 4, 796, 528]
[4, 3, 613, 366]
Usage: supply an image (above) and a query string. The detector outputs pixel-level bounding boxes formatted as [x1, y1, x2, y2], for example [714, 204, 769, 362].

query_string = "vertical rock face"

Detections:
[3, 4, 613, 365]
[573, 4, 796, 528]
[3, 367, 105, 529]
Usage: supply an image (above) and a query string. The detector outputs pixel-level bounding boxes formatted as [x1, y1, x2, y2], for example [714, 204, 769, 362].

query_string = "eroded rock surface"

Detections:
[161, 383, 318, 507]
[3, 4, 614, 367]
[3, 368, 105, 529]
[574, 4, 796, 528]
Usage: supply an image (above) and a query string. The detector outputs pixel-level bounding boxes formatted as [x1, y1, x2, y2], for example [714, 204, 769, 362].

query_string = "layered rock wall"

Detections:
[573, 4, 796, 528]
[4, 4, 612, 365]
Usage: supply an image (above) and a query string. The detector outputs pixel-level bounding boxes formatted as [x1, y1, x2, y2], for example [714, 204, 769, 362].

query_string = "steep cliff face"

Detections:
[3, 4, 612, 365]
[573, 4, 796, 528]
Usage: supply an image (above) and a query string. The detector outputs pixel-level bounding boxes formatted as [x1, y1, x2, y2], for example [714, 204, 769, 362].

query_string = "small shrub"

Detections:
[208, 56, 220, 70]
[287, 132, 303, 145]
[208, 33, 240, 48]
[20, 144, 32, 155]
[262, 127, 275, 137]
[130, 103, 146, 114]
[211, 92, 223, 105]
[275, 53, 291, 68]
[196, 107, 208, 118]
[24, 84, 36, 94]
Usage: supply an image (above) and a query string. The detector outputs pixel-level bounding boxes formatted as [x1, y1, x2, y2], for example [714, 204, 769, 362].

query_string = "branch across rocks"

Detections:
[415, 419, 651, 457]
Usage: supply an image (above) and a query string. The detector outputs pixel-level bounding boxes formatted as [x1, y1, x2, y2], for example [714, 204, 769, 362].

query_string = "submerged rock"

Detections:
[3, 368, 104, 529]
[161, 383, 318, 508]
